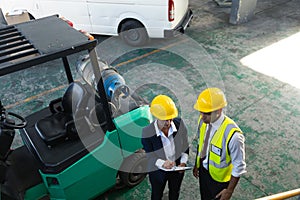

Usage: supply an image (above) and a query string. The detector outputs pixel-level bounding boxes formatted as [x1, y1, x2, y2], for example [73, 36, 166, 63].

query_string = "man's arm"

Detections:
[216, 132, 246, 199]
[193, 144, 199, 178]
[215, 175, 240, 200]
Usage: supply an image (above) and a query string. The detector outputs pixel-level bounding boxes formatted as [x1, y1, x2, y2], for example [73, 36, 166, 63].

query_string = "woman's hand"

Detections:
[178, 163, 186, 173]
[163, 160, 175, 169]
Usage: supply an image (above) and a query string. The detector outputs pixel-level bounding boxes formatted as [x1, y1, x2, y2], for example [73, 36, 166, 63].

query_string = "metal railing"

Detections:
[255, 188, 300, 200]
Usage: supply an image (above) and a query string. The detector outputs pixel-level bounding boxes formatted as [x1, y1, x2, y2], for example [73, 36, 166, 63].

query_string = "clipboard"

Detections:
[158, 166, 193, 171]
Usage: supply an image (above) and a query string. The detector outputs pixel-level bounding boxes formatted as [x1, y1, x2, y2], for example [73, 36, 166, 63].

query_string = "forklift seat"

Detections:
[35, 82, 90, 146]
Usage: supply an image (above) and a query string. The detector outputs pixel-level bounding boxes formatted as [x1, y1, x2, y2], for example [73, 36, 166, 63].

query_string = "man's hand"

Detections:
[163, 160, 175, 169]
[215, 175, 239, 200]
[215, 188, 233, 200]
[193, 166, 199, 178]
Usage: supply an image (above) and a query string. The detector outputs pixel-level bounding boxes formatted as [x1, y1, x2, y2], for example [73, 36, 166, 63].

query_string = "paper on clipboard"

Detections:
[158, 166, 192, 171]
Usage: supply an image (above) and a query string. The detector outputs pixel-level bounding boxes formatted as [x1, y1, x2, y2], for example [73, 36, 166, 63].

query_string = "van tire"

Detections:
[120, 20, 149, 46]
[119, 151, 147, 187]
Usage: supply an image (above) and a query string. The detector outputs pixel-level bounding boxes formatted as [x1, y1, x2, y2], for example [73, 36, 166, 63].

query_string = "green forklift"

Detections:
[0, 15, 152, 199]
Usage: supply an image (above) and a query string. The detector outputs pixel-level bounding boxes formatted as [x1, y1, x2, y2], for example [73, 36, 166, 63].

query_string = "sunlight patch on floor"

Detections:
[241, 32, 300, 89]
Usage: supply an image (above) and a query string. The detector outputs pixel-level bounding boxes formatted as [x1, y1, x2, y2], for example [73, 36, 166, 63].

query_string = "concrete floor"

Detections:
[1, 0, 300, 199]
[95, 0, 300, 199]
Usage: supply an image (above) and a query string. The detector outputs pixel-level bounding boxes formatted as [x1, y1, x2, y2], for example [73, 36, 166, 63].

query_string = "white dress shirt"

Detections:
[153, 120, 189, 168]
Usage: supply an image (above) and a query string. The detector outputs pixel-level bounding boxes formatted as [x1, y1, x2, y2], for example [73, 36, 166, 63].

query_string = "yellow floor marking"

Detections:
[6, 84, 67, 109]
[116, 39, 187, 67]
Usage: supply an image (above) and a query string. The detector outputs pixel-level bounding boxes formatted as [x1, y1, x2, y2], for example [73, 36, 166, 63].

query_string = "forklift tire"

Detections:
[119, 152, 147, 188]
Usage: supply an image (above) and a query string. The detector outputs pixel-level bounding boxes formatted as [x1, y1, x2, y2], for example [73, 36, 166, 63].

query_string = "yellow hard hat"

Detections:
[194, 88, 227, 113]
[150, 95, 178, 120]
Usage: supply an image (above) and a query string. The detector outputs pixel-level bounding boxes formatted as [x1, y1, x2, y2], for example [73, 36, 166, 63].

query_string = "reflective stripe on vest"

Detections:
[196, 116, 242, 182]
[196, 118, 206, 168]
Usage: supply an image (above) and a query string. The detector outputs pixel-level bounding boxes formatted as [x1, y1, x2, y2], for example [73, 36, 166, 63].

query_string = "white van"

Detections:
[1, 0, 193, 46]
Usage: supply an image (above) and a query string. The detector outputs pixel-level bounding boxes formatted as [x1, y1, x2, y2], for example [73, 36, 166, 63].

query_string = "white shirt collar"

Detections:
[154, 119, 177, 137]
[211, 112, 225, 130]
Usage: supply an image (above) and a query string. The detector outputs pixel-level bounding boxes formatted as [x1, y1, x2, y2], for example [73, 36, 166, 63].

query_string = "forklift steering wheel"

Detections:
[3, 112, 27, 129]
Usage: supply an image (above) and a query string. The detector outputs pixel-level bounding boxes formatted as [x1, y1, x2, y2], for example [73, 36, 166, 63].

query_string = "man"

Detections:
[192, 88, 246, 200]
[142, 95, 189, 200]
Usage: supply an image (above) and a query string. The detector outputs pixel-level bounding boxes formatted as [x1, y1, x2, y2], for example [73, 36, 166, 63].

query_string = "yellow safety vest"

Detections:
[196, 116, 242, 182]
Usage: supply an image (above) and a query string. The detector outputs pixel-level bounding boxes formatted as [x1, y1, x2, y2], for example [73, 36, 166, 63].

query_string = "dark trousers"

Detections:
[149, 170, 184, 200]
[199, 164, 229, 200]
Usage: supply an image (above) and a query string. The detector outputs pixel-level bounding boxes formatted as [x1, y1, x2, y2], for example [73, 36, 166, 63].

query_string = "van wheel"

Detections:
[119, 152, 147, 187]
[120, 20, 149, 46]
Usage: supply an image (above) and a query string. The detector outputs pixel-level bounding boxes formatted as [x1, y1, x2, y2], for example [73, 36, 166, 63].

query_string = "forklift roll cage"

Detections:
[0, 15, 114, 131]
